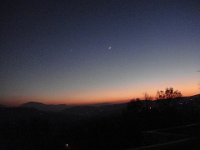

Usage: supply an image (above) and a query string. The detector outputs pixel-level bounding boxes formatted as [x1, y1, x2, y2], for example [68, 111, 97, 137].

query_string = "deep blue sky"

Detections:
[0, 0, 200, 105]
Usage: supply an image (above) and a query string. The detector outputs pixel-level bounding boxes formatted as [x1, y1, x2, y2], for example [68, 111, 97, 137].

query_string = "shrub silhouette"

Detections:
[156, 87, 182, 100]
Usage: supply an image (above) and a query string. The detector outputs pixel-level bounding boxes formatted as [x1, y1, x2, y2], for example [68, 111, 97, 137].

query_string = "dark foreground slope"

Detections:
[0, 95, 200, 150]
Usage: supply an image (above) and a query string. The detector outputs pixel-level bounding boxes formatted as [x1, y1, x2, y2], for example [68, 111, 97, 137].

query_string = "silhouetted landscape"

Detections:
[1, 0, 200, 150]
[1, 91, 200, 150]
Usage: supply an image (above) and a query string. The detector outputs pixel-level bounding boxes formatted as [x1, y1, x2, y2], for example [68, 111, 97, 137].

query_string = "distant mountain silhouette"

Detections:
[60, 103, 127, 118]
[18, 94, 200, 116]
[21, 102, 69, 111]
[1, 94, 200, 150]
[20, 101, 127, 117]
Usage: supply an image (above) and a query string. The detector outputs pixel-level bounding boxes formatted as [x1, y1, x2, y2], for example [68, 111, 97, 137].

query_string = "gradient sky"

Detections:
[0, 0, 200, 105]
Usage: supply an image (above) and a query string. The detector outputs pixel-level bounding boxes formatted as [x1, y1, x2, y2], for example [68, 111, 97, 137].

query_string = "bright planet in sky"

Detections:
[0, 0, 200, 106]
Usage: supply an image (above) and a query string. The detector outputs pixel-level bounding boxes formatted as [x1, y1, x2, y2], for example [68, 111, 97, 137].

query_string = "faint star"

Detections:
[108, 46, 112, 50]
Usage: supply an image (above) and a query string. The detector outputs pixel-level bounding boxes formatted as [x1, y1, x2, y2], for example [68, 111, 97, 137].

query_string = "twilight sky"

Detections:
[0, 0, 200, 105]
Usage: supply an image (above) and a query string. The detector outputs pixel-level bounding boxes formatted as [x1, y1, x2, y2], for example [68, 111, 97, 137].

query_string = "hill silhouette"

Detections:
[0, 94, 200, 150]
[21, 101, 69, 111]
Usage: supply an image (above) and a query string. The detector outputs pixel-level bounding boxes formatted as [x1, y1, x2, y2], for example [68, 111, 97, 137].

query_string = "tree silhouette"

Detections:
[144, 93, 153, 100]
[156, 87, 182, 100]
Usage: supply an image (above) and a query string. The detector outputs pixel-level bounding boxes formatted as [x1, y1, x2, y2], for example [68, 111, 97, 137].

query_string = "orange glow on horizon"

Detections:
[0, 77, 199, 106]
[0, 85, 199, 106]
